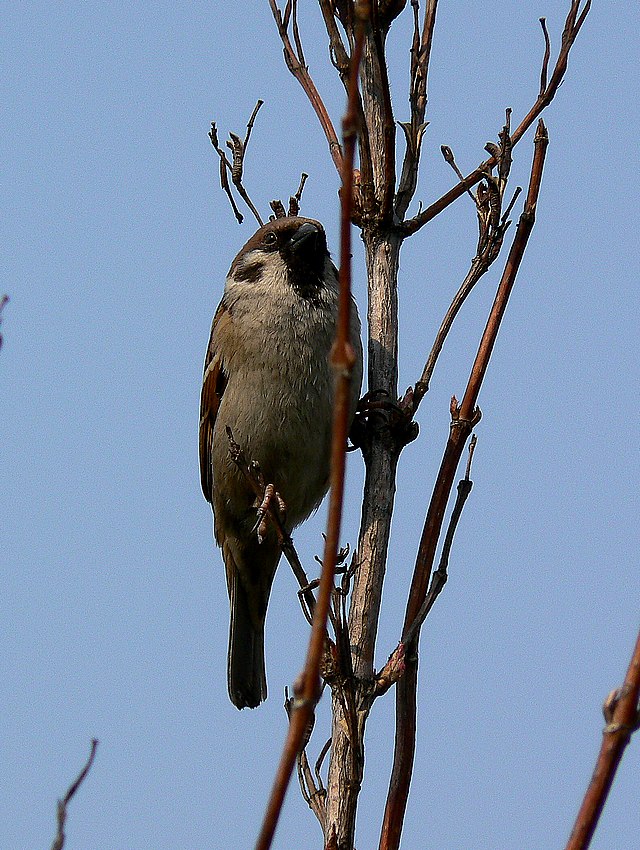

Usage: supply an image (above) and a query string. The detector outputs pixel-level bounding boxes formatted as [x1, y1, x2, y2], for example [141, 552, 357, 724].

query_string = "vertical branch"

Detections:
[358, 15, 396, 219]
[379, 121, 549, 850]
[253, 9, 367, 850]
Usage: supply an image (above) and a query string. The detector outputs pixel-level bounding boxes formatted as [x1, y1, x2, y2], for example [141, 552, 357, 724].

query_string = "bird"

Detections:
[199, 216, 363, 709]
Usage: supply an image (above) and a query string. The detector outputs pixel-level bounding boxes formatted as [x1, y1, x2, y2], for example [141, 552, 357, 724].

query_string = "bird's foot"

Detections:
[252, 483, 287, 544]
[349, 388, 419, 452]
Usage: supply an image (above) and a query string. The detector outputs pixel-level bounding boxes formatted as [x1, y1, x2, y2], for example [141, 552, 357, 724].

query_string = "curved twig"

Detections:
[268, 0, 344, 176]
[50, 740, 98, 850]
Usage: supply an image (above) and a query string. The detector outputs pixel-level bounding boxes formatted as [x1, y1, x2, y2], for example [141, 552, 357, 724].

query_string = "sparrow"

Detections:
[199, 216, 363, 709]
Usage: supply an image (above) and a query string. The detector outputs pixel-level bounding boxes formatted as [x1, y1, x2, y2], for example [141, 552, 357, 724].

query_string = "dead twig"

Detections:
[565, 629, 640, 850]
[209, 101, 264, 226]
[50, 739, 98, 850]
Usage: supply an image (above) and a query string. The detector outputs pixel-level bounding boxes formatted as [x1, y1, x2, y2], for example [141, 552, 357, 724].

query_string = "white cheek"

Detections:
[227, 252, 290, 301]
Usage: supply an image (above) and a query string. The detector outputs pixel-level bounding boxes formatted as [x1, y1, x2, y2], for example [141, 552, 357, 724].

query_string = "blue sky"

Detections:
[2, 2, 638, 849]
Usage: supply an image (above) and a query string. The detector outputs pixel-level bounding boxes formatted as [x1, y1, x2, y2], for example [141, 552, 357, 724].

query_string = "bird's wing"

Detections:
[199, 302, 229, 503]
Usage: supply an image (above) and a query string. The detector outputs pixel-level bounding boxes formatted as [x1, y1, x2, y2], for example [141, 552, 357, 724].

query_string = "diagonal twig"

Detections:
[410, 115, 519, 411]
[225, 427, 316, 616]
[50, 739, 98, 850]
[379, 120, 550, 850]
[565, 629, 640, 850]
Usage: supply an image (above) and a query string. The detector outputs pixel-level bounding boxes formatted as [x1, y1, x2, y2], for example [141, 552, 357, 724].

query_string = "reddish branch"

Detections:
[403, 0, 589, 235]
[268, 0, 344, 175]
[379, 121, 549, 850]
[253, 8, 367, 849]
[565, 629, 640, 850]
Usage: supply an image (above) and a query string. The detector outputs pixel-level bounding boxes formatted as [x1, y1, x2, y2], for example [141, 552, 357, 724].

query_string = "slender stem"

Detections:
[268, 0, 344, 175]
[51, 740, 98, 850]
[253, 12, 366, 850]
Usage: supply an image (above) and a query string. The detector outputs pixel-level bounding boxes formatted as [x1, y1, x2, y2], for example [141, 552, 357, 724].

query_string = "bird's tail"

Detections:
[227, 574, 267, 709]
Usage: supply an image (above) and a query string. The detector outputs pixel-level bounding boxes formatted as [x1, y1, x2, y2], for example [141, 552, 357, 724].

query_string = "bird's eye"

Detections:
[263, 232, 277, 247]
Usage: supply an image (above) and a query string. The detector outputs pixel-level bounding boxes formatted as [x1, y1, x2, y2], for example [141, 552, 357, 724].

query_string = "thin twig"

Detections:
[50, 739, 98, 850]
[209, 102, 265, 226]
[288, 172, 308, 216]
[402, 435, 476, 645]
[253, 8, 367, 847]
[565, 629, 640, 850]
[209, 123, 244, 223]
[268, 0, 344, 175]
[0, 294, 8, 350]
[403, 1, 589, 235]
[539, 18, 551, 94]
[412, 117, 517, 411]
[379, 121, 549, 850]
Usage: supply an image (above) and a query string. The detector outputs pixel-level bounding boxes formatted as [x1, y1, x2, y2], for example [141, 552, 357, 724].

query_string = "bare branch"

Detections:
[209, 101, 265, 226]
[288, 172, 308, 216]
[370, 4, 397, 220]
[412, 117, 517, 410]
[50, 740, 98, 850]
[318, 0, 351, 83]
[0, 294, 8, 350]
[396, 0, 439, 219]
[565, 629, 640, 850]
[209, 122, 244, 223]
[539, 18, 551, 95]
[402, 435, 476, 646]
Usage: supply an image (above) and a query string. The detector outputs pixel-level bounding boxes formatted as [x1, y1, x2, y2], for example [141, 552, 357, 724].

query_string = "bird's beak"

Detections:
[288, 223, 322, 254]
